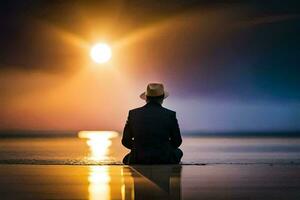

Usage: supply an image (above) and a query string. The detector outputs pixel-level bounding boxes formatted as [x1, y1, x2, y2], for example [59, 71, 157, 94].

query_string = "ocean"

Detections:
[1, 131, 300, 200]
[1, 131, 300, 165]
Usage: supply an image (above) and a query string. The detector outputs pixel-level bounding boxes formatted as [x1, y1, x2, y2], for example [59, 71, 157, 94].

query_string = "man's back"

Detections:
[122, 101, 182, 164]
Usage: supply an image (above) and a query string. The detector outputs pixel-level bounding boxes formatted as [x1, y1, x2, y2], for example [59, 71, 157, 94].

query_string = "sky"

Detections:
[0, 0, 300, 132]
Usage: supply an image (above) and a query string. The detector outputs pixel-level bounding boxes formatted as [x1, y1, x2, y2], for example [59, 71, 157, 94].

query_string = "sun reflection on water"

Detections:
[88, 166, 111, 200]
[78, 131, 118, 161]
[78, 131, 134, 200]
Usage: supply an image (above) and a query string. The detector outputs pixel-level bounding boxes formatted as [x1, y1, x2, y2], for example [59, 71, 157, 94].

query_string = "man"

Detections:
[122, 83, 183, 164]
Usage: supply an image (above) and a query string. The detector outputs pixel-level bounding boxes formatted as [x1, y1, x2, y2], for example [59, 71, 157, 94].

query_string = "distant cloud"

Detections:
[241, 14, 300, 27]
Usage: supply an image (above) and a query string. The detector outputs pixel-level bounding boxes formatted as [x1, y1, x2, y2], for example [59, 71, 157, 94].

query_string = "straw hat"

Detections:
[140, 83, 169, 100]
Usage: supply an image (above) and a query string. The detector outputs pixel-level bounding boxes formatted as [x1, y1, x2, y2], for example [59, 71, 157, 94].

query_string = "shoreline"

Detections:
[0, 161, 300, 166]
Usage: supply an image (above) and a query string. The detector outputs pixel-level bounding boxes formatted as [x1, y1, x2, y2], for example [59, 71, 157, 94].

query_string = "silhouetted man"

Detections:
[122, 83, 183, 164]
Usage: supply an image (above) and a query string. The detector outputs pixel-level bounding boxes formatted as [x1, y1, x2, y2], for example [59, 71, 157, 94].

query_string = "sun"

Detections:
[90, 43, 112, 64]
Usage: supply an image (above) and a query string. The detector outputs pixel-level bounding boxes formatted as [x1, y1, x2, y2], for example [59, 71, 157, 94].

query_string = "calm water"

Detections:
[1, 131, 300, 165]
[1, 132, 300, 200]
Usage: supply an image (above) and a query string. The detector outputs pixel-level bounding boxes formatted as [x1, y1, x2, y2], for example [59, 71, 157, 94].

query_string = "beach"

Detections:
[0, 132, 300, 199]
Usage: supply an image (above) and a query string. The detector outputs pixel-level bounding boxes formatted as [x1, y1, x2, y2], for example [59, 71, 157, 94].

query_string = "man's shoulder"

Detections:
[161, 106, 176, 115]
[128, 106, 144, 114]
[129, 106, 176, 115]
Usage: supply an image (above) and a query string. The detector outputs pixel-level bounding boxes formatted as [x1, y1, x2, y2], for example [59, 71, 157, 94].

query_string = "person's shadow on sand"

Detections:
[129, 165, 182, 199]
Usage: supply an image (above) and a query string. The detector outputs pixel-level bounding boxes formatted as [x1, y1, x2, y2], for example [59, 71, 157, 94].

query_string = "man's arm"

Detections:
[122, 111, 133, 149]
[170, 112, 182, 148]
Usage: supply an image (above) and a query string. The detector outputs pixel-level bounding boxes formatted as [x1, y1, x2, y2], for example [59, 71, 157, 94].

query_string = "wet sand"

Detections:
[0, 164, 300, 200]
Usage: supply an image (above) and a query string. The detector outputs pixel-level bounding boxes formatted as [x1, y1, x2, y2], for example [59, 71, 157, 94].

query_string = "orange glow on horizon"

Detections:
[0, 6, 185, 130]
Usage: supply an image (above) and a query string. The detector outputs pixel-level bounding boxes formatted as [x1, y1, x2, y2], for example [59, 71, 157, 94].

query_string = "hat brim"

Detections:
[140, 91, 169, 100]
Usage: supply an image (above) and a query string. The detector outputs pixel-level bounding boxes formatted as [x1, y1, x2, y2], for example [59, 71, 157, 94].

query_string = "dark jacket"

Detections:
[122, 101, 182, 164]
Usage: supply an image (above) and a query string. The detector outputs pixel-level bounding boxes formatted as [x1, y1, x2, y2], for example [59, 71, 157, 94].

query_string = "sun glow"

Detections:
[90, 43, 112, 63]
[78, 131, 118, 161]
